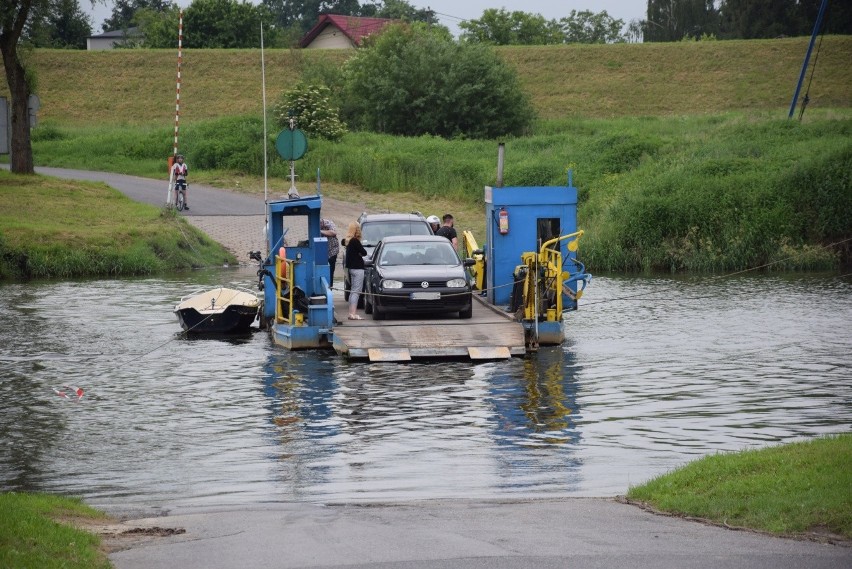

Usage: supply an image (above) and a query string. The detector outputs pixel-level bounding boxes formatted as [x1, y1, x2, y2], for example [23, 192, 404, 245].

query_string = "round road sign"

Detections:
[276, 129, 308, 160]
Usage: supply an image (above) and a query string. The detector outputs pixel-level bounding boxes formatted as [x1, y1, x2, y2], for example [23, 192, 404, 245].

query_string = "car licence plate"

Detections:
[410, 291, 440, 300]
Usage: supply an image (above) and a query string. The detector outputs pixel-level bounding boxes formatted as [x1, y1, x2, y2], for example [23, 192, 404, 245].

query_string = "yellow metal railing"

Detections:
[520, 230, 585, 322]
[274, 255, 300, 325]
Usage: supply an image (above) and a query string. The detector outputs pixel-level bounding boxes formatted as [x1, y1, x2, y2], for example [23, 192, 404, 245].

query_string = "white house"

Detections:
[87, 27, 143, 50]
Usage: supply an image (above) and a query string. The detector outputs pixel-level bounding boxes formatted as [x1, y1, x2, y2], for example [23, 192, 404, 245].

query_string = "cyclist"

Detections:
[172, 154, 189, 210]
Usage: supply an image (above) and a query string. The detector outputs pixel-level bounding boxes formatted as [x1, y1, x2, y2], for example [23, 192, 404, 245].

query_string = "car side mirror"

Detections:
[463, 258, 476, 267]
[364, 259, 374, 268]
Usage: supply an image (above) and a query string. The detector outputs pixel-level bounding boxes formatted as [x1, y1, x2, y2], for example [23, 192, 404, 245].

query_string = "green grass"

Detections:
[500, 38, 852, 118]
[30, 110, 852, 273]
[3, 38, 851, 275]
[6, 37, 851, 125]
[0, 492, 112, 569]
[0, 171, 235, 280]
[627, 434, 852, 540]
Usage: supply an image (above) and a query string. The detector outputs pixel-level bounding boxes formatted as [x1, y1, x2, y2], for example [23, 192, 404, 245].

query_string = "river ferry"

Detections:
[256, 146, 591, 362]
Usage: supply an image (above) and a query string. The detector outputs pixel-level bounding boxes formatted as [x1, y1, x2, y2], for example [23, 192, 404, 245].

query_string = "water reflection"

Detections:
[486, 347, 583, 493]
[257, 347, 591, 502]
[0, 271, 849, 510]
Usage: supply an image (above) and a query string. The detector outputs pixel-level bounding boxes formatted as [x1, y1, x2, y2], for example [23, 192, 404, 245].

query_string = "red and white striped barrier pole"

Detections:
[167, 10, 184, 205]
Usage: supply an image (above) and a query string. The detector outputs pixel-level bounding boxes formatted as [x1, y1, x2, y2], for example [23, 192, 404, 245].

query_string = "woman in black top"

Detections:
[343, 221, 368, 320]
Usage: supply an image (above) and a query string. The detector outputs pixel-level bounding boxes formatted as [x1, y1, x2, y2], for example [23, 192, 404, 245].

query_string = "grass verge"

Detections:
[0, 492, 112, 569]
[0, 170, 235, 280]
[626, 434, 852, 541]
[31, 111, 852, 273]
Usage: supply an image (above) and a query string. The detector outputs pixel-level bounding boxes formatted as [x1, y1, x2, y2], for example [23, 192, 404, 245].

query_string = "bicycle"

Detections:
[173, 180, 187, 211]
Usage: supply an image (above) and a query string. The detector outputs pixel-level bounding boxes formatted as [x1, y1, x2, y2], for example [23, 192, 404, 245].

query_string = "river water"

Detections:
[1, 269, 850, 514]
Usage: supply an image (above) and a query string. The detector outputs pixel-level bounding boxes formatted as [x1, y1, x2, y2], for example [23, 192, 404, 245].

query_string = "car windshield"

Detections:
[361, 221, 432, 246]
[379, 242, 459, 266]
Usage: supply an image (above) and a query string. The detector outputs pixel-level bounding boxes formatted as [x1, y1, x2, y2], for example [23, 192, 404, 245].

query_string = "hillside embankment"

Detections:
[8, 36, 851, 126]
[1, 37, 850, 275]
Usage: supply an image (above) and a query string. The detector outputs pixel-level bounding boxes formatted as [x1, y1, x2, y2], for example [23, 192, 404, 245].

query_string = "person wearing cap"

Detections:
[171, 154, 189, 210]
[427, 215, 441, 234]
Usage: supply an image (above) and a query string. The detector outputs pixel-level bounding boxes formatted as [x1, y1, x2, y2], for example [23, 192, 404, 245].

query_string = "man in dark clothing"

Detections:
[435, 213, 458, 251]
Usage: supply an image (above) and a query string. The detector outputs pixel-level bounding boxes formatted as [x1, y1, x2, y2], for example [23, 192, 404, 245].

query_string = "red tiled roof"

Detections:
[299, 14, 396, 48]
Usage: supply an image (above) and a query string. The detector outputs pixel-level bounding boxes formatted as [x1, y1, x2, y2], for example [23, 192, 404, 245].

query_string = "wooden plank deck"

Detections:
[331, 293, 526, 361]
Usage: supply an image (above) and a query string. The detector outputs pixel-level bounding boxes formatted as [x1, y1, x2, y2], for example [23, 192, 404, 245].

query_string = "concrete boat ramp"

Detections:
[331, 293, 526, 362]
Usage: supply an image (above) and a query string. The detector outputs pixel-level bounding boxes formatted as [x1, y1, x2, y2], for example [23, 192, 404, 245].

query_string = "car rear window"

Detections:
[361, 221, 431, 246]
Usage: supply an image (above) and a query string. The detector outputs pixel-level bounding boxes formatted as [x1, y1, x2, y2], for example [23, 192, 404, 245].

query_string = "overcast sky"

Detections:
[85, 1, 647, 36]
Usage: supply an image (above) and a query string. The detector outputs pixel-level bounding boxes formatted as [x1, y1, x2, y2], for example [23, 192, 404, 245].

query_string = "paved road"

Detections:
[29, 167, 366, 265]
[33, 166, 267, 216]
[106, 499, 849, 569]
[25, 167, 852, 569]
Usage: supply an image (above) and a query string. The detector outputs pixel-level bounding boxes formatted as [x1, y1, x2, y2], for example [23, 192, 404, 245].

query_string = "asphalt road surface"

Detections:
[32, 166, 267, 216]
[27, 166, 367, 264]
[105, 499, 849, 569]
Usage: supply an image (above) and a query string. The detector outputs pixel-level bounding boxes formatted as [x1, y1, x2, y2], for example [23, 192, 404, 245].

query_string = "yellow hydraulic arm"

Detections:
[461, 230, 486, 291]
[519, 230, 585, 322]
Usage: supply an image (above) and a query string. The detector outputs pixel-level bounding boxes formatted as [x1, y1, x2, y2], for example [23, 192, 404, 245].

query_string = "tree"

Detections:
[101, 0, 172, 33]
[560, 9, 626, 43]
[1, 0, 38, 174]
[365, 0, 437, 24]
[801, 0, 852, 35]
[262, 0, 359, 34]
[342, 23, 535, 138]
[25, 0, 92, 48]
[459, 8, 562, 45]
[644, 0, 718, 42]
[180, 0, 274, 48]
[717, 0, 796, 39]
[138, 0, 279, 48]
[133, 4, 179, 47]
[717, 0, 851, 39]
[625, 18, 644, 43]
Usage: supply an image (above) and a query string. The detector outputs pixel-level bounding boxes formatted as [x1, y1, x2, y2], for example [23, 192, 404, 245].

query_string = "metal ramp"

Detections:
[331, 296, 526, 362]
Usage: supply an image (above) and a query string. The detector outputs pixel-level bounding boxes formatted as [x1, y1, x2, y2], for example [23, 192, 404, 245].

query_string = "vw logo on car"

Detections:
[421, 282, 429, 288]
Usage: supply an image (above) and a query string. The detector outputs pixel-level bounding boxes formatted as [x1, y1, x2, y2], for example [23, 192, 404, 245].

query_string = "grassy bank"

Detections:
[627, 434, 852, 541]
[0, 171, 234, 280]
[0, 492, 111, 569]
[7, 37, 851, 125]
[31, 111, 852, 272]
[4, 37, 851, 274]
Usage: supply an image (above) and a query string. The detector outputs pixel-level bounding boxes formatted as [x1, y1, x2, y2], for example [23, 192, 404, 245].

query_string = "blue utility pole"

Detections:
[788, 0, 830, 119]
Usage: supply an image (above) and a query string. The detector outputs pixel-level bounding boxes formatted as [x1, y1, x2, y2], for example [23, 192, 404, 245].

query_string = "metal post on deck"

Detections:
[496, 142, 505, 188]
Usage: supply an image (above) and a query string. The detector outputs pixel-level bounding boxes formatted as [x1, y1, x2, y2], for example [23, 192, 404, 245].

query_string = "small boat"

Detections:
[174, 287, 261, 334]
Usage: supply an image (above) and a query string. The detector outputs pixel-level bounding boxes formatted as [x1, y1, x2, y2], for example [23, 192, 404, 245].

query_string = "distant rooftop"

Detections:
[300, 15, 396, 48]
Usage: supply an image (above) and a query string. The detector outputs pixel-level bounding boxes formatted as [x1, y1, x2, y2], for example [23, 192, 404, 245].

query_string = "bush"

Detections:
[272, 83, 347, 142]
[342, 23, 535, 139]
